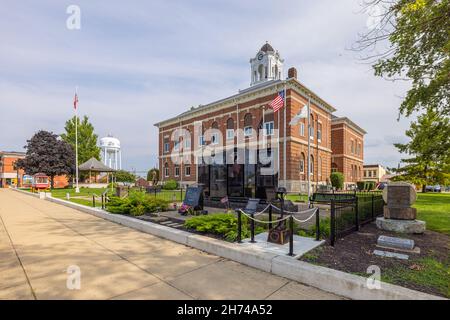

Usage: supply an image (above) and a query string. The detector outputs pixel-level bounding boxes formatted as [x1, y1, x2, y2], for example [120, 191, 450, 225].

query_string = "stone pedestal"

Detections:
[376, 217, 426, 234]
[383, 206, 417, 220]
[377, 182, 425, 234]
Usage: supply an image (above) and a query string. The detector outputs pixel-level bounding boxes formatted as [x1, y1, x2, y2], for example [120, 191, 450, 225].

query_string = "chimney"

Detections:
[288, 67, 297, 80]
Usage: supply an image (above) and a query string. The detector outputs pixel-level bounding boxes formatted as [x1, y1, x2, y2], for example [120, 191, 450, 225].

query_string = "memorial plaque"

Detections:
[183, 186, 204, 210]
[377, 235, 415, 250]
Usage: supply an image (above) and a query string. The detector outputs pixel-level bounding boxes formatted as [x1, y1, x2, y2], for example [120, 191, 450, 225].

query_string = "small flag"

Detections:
[269, 91, 285, 113]
[289, 104, 308, 126]
[73, 93, 78, 110]
[220, 196, 229, 204]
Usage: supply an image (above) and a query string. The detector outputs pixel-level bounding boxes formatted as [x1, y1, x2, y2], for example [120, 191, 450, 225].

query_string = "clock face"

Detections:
[257, 53, 263, 60]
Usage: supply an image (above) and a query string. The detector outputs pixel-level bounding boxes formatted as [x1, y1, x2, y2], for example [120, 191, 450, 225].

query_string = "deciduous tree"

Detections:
[16, 131, 75, 189]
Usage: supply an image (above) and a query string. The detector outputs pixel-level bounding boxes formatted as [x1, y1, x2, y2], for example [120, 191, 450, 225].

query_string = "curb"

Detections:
[12, 188, 445, 300]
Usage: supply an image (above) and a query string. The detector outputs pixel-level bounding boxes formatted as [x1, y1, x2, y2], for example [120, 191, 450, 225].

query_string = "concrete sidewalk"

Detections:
[0, 189, 342, 300]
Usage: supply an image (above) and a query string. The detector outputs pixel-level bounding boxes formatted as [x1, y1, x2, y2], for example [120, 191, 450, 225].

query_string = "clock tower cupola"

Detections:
[250, 42, 284, 86]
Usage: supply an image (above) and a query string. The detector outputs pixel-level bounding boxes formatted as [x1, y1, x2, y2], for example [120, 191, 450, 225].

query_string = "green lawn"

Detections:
[285, 193, 309, 202]
[414, 193, 450, 235]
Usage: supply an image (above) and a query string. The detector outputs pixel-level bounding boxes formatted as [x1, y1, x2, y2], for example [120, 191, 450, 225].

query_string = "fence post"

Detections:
[92, 195, 96, 208]
[330, 199, 336, 246]
[288, 215, 294, 256]
[355, 195, 359, 231]
[237, 210, 242, 243]
[268, 205, 273, 231]
[250, 213, 256, 243]
[315, 208, 320, 241]
[101, 194, 104, 209]
[371, 193, 375, 220]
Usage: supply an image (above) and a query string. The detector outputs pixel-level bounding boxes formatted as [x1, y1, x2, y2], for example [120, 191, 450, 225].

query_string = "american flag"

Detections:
[269, 90, 285, 113]
[73, 93, 79, 110]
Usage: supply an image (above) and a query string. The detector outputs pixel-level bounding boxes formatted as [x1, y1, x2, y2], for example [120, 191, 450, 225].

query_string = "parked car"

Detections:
[425, 185, 441, 192]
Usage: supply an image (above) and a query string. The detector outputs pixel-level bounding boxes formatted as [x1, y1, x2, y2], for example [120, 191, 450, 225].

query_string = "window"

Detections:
[174, 141, 179, 151]
[351, 140, 355, 154]
[317, 123, 322, 142]
[318, 157, 322, 177]
[184, 138, 191, 149]
[211, 133, 219, 145]
[299, 153, 305, 173]
[199, 135, 205, 146]
[164, 163, 169, 177]
[185, 166, 191, 177]
[226, 118, 234, 140]
[164, 142, 170, 153]
[244, 113, 253, 137]
[263, 121, 274, 136]
[226, 129, 234, 140]
[175, 166, 180, 177]
[309, 155, 314, 175]
[368, 171, 372, 177]
[309, 114, 314, 140]
[299, 122, 305, 136]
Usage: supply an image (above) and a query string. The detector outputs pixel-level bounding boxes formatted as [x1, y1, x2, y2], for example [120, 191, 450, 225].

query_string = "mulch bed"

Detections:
[299, 222, 449, 297]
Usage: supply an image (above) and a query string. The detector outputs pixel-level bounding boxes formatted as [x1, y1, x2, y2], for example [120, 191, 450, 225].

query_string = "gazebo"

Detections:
[78, 157, 116, 187]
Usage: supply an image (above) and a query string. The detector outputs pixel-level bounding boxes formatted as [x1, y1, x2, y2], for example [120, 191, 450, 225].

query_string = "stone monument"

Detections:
[376, 182, 425, 234]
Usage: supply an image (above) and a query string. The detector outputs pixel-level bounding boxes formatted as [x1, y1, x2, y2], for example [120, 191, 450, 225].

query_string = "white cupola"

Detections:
[250, 42, 284, 86]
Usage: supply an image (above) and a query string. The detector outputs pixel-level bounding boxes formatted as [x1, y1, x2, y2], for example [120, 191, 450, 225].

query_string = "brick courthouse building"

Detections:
[155, 43, 365, 199]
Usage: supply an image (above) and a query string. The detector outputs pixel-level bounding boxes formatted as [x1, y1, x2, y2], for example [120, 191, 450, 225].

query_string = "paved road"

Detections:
[0, 189, 341, 300]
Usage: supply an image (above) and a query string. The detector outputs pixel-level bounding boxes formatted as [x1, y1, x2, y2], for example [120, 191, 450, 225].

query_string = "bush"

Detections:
[357, 181, 377, 191]
[356, 181, 366, 191]
[330, 172, 344, 190]
[106, 191, 169, 216]
[163, 179, 178, 190]
[184, 213, 262, 242]
[366, 181, 376, 190]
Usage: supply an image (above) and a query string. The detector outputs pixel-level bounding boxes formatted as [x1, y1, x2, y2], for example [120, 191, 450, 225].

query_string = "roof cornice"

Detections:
[331, 117, 367, 135]
[154, 78, 338, 128]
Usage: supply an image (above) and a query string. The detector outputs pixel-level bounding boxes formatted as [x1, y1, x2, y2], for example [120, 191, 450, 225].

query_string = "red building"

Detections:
[155, 43, 366, 197]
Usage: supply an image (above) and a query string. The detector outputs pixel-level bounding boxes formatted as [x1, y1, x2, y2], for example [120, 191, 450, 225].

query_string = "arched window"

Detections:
[226, 118, 234, 140]
[164, 162, 169, 177]
[299, 153, 305, 174]
[331, 162, 338, 173]
[211, 121, 219, 145]
[184, 129, 191, 150]
[309, 114, 314, 139]
[310, 155, 314, 176]
[258, 64, 264, 81]
[319, 157, 322, 177]
[244, 113, 253, 137]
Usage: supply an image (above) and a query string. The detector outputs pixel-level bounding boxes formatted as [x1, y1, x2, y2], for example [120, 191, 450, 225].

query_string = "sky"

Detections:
[0, 0, 414, 176]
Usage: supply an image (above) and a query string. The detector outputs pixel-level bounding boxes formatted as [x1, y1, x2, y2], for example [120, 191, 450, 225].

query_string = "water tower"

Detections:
[100, 135, 122, 170]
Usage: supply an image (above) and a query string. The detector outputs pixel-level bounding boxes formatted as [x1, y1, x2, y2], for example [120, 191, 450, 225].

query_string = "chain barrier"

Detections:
[237, 209, 291, 224]
[238, 207, 318, 225]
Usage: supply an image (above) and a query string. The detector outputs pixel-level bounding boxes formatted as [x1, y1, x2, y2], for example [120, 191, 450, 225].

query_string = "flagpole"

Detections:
[283, 83, 287, 187]
[75, 87, 80, 193]
[307, 96, 311, 206]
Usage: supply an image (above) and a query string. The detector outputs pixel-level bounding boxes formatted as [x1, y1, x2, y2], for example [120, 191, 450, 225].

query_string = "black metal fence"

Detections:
[311, 191, 384, 246]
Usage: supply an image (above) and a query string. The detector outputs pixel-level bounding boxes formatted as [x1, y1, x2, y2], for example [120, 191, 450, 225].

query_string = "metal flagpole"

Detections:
[277, 94, 280, 185]
[75, 87, 80, 193]
[283, 83, 287, 186]
[307, 96, 311, 206]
